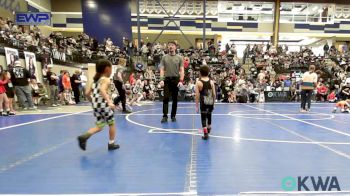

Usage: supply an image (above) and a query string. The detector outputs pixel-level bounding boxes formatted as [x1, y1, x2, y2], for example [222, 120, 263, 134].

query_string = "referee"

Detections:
[159, 41, 185, 123]
[300, 65, 318, 112]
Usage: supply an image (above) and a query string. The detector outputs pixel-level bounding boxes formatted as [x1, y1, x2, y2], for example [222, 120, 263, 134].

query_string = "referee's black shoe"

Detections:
[171, 117, 176, 122]
[161, 116, 168, 123]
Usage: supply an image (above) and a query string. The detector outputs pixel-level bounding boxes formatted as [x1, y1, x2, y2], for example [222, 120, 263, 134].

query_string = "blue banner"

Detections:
[15, 12, 51, 26]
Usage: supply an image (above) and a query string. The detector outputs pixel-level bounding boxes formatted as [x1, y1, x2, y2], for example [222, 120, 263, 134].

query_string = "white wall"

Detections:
[30, 0, 51, 11]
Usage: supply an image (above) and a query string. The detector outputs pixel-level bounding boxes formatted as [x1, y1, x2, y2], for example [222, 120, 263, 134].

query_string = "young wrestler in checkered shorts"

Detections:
[77, 59, 120, 151]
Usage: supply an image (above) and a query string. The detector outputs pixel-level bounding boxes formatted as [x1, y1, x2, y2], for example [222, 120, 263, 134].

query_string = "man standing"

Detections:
[10, 61, 36, 110]
[80, 72, 87, 101]
[71, 70, 82, 104]
[46, 66, 59, 107]
[300, 65, 318, 112]
[159, 41, 185, 123]
[323, 43, 329, 57]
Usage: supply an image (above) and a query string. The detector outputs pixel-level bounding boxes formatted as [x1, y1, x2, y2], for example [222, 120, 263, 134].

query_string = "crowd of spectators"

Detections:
[0, 17, 130, 66]
[1, 15, 350, 114]
[241, 41, 350, 103]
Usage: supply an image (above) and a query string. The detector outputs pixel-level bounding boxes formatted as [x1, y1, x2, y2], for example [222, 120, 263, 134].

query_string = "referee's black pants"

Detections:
[301, 89, 313, 110]
[163, 77, 179, 118]
[114, 80, 126, 111]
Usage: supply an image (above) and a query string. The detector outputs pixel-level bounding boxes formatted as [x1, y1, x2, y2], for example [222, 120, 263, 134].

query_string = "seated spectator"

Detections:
[328, 90, 337, 102]
[316, 83, 328, 102]
[129, 72, 135, 85]
[340, 85, 350, 100]
[142, 80, 154, 101]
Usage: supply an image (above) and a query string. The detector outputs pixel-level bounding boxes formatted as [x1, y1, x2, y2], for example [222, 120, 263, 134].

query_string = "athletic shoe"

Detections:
[125, 105, 133, 112]
[8, 111, 16, 115]
[2, 112, 8, 116]
[202, 133, 209, 140]
[108, 143, 120, 150]
[52, 104, 58, 107]
[171, 117, 176, 122]
[202, 128, 209, 140]
[28, 106, 37, 110]
[208, 127, 211, 134]
[161, 117, 168, 123]
[115, 104, 123, 111]
[77, 136, 87, 151]
[122, 109, 132, 114]
[300, 109, 307, 113]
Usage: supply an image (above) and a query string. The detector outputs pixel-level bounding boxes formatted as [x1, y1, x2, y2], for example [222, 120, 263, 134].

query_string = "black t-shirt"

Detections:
[10, 66, 30, 86]
[47, 71, 58, 86]
[143, 84, 150, 94]
[71, 74, 80, 89]
[341, 86, 350, 94]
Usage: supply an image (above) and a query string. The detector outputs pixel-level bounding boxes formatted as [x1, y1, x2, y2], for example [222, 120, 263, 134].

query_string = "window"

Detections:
[280, 3, 335, 23]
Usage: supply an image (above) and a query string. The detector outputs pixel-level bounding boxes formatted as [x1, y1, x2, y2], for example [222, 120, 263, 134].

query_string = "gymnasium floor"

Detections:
[0, 102, 350, 195]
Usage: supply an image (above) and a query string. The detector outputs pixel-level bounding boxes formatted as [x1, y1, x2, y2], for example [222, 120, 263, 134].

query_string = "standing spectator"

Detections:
[0, 71, 10, 116]
[46, 66, 59, 106]
[30, 79, 40, 106]
[62, 71, 71, 91]
[4, 71, 15, 114]
[28, 57, 36, 79]
[283, 76, 292, 90]
[225, 43, 230, 53]
[323, 43, 329, 57]
[62, 71, 74, 104]
[342, 43, 348, 54]
[10, 61, 36, 110]
[58, 70, 65, 104]
[105, 38, 113, 52]
[71, 70, 82, 104]
[80, 72, 87, 101]
[300, 65, 318, 112]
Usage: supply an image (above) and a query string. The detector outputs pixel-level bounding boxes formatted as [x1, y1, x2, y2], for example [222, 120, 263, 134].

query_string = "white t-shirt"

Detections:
[301, 71, 318, 90]
[302, 71, 318, 83]
[80, 74, 87, 87]
[345, 77, 350, 85]
[258, 73, 265, 83]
